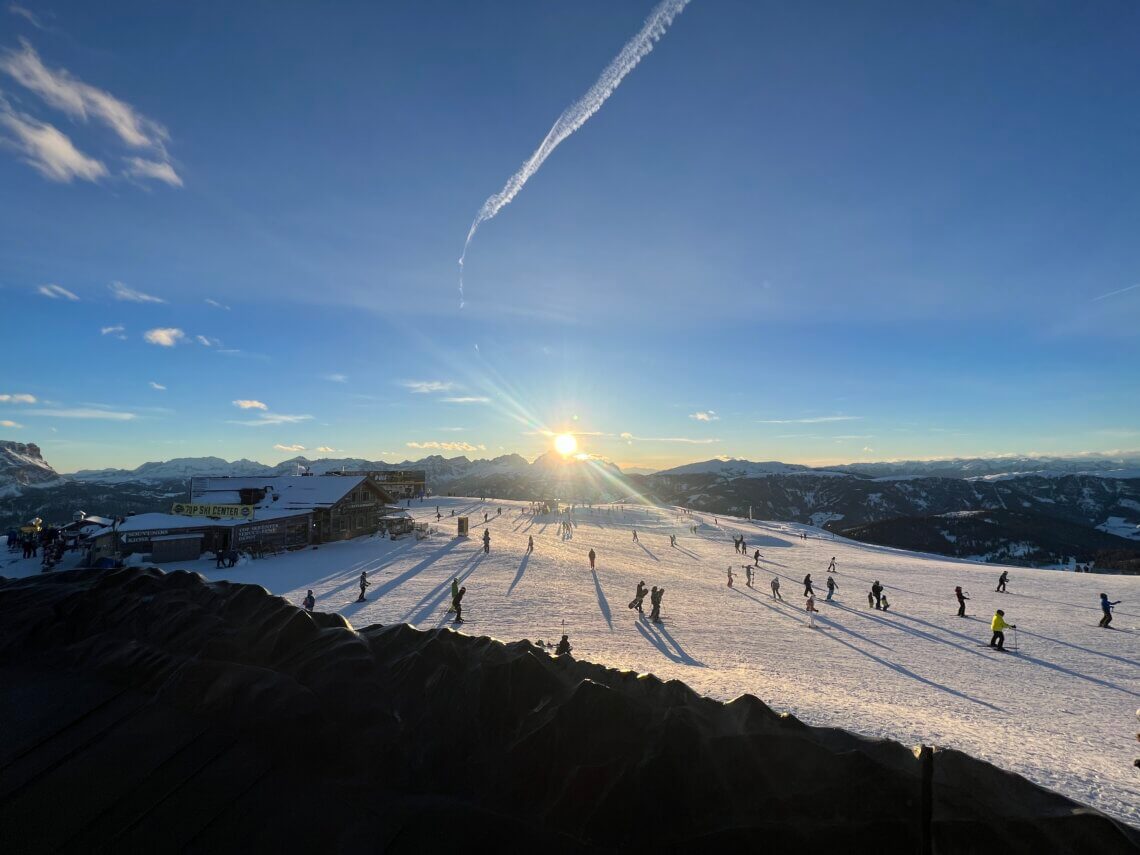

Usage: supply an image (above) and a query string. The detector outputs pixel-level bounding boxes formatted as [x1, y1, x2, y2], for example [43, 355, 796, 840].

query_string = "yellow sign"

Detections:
[171, 503, 256, 520]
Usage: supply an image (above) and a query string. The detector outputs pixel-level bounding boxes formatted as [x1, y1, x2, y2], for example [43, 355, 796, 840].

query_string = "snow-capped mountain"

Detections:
[656, 458, 841, 478]
[827, 455, 1140, 480]
[0, 441, 63, 498]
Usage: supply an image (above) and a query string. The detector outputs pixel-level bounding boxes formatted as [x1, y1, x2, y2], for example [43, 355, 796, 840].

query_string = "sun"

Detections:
[554, 433, 578, 457]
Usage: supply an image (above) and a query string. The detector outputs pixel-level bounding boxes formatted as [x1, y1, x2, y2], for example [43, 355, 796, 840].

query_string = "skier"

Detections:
[357, 571, 370, 603]
[1098, 593, 1121, 628]
[727, 567, 734, 588]
[482, 528, 490, 554]
[880, 593, 891, 611]
[588, 548, 596, 571]
[995, 570, 1009, 593]
[989, 609, 1015, 650]
[452, 585, 466, 623]
[871, 580, 883, 610]
[770, 576, 783, 601]
[745, 565, 754, 588]
[753, 549, 760, 566]
[955, 586, 969, 617]
[650, 587, 665, 623]
[740, 537, 747, 554]
[554, 634, 572, 656]
[828, 557, 836, 572]
[302, 589, 315, 612]
[497, 507, 501, 516]
[803, 573, 815, 598]
[526, 535, 534, 554]
[484, 512, 488, 523]
[826, 574, 838, 601]
[632, 529, 639, 543]
[867, 590, 875, 608]
[448, 576, 459, 613]
[805, 593, 819, 626]
[629, 581, 649, 613]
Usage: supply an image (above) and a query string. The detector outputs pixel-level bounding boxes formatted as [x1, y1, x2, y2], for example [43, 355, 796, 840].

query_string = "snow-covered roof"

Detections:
[191, 475, 371, 511]
[86, 508, 312, 539]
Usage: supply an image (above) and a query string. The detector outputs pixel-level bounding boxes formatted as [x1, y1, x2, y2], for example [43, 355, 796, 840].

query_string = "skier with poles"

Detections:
[955, 586, 969, 618]
[357, 571, 370, 603]
[1098, 593, 1121, 628]
[628, 581, 649, 614]
[753, 549, 760, 566]
[828, 557, 836, 573]
[989, 609, 1015, 650]
[995, 570, 1009, 593]
[826, 574, 838, 601]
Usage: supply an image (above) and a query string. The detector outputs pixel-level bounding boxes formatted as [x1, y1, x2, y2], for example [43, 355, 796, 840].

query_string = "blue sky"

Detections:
[1, 0, 1137, 473]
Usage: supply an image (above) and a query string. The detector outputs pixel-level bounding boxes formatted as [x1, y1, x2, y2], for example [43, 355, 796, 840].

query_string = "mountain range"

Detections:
[2, 442, 1137, 568]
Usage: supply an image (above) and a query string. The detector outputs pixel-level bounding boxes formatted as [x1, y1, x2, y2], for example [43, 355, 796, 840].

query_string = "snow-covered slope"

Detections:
[657, 458, 836, 478]
[0, 441, 63, 497]
[16, 498, 1137, 825]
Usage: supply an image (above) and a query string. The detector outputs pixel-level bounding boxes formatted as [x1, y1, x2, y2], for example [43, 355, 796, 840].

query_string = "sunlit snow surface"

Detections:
[9, 497, 1138, 825]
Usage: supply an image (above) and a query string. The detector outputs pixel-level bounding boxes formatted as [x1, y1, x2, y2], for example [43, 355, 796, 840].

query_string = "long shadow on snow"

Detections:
[507, 553, 530, 595]
[1004, 649, 1140, 698]
[635, 618, 704, 666]
[591, 569, 613, 630]
[635, 541, 658, 562]
[830, 602, 992, 661]
[316, 541, 421, 598]
[673, 545, 701, 561]
[366, 538, 463, 601]
[407, 551, 485, 627]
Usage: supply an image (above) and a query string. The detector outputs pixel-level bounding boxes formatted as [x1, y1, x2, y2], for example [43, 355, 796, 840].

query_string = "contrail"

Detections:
[458, 0, 692, 307]
[1092, 282, 1140, 302]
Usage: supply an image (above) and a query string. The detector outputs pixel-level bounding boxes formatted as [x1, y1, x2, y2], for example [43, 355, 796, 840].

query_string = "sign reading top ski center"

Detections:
[171, 502, 255, 520]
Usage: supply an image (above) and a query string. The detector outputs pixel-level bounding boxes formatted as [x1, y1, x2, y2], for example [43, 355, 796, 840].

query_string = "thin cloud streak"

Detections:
[757, 416, 861, 424]
[1092, 283, 1140, 302]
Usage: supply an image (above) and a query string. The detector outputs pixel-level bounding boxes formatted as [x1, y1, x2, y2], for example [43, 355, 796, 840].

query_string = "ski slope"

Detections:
[7, 497, 1139, 825]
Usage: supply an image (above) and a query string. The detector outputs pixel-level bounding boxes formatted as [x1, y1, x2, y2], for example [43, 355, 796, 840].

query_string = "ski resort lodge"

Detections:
[86, 475, 404, 562]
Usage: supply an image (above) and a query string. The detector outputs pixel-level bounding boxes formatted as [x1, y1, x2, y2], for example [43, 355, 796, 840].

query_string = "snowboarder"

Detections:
[727, 567, 734, 588]
[526, 535, 534, 554]
[588, 548, 596, 571]
[629, 581, 649, 613]
[448, 576, 459, 613]
[871, 580, 883, 610]
[1098, 593, 1121, 628]
[771, 577, 783, 600]
[753, 549, 760, 566]
[357, 571, 370, 602]
[989, 609, 1015, 650]
[650, 587, 665, 623]
[803, 573, 815, 598]
[482, 528, 490, 554]
[955, 586, 969, 617]
[826, 575, 838, 601]
[995, 570, 1009, 593]
[554, 634, 572, 656]
[302, 590, 315, 612]
[828, 557, 836, 572]
[452, 585, 466, 623]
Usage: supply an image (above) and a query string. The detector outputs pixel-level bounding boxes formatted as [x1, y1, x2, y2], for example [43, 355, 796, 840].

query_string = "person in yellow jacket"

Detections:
[989, 609, 1016, 650]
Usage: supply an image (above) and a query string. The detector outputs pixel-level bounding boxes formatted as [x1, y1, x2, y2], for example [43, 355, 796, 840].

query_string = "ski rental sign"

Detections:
[171, 502, 255, 520]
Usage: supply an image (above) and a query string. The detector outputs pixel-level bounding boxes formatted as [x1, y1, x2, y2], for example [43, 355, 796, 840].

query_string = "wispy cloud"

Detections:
[316, 446, 341, 453]
[26, 407, 135, 420]
[0, 106, 107, 182]
[36, 283, 79, 300]
[407, 440, 487, 452]
[109, 281, 164, 303]
[442, 396, 491, 404]
[619, 432, 719, 444]
[0, 39, 180, 186]
[325, 373, 348, 383]
[274, 443, 306, 452]
[196, 335, 220, 347]
[204, 298, 230, 310]
[124, 156, 182, 187]
[232, 399, 268, 410]
[229, 413, 313, 427]
[8, 3, 46, 29]
[439, 427, 465, 432]
[833, 434, 873, 441]
[757, 415, 861, 424]
[1092, 282, 1140, 302]
[0, 419, 22, 428]
[0, 393, 36, 403]
[404, 380, 455, 394]
[100, 324, 125, 337]
[689, 410, 719, 422]
[143, 327, 183, 346]
[148, 381, 166, 391]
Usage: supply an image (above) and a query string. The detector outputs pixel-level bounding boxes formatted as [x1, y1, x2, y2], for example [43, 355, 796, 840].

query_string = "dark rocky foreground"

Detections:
[1, 568, 1136, 854]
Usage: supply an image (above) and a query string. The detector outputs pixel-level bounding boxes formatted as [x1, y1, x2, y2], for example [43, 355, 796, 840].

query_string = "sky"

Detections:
[1, 0, 1138, 474]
